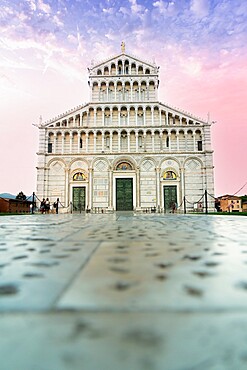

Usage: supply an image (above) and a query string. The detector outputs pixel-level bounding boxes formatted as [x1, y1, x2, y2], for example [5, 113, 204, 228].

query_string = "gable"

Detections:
[89, 52, 158, 75]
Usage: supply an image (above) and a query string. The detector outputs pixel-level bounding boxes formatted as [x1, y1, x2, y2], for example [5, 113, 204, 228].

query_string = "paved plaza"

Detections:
[0, 213, 247, 370]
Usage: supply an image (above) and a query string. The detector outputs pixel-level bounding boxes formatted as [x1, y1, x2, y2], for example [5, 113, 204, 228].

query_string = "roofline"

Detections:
[41, 102, 89, 127]
[90, 52, 157, 70]
[40, 100, 208, 127]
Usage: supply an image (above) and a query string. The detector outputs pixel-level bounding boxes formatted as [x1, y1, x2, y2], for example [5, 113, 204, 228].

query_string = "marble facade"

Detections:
[36, 46, 214, 212]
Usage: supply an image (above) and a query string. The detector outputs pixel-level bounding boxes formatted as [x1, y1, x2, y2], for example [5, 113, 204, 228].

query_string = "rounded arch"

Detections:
[72, 171, 87, 181]
[92, 156, 110, 167]
[48, 131, 55, 137]
[103, 66, 109, 75]
[92, 157, 110, 172]
[79, 129, 87, 135]
[139, 156, 157, 168]
[69, 157, 90, 168]
[113, 156, 137, 170]
[47, 157, 66, 168]
[184, 156, 204, 169]
[162, 170, 178, 180]
[158, 157, 181, 169]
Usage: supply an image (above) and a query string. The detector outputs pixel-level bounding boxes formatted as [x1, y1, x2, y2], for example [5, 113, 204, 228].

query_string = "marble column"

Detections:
[180, 167, 185, 212]
[89, 168, 93, 209]
[110, 132, 113, 152]
[118, 132, 121, 152]
[85, 132, 89, 152]
[160, 133, 163, 151]
[53, 136, 57, 154]
[155, 167, 161, 210]
[152, 133, 155, 152]
[65, 168, 70, 208]
[69, 132, 72, 153]
[176, 134, 179, 151]
[135, 131, 139, 152]
[109, 167, 113, 209]
[77, 132, 81, 152]
[168, 133, 171, 152]
[110, 108, 113, 126]
[94, 109, 97, 126]
[93, 131, 96, 152]
[143, 134, 147, 152]
[166, 112, 169, 126]
[136, 167, 140, 209]
[106, 82, 109, 101]
[61, 133, 64, 154]
[102, 132, 104, 152]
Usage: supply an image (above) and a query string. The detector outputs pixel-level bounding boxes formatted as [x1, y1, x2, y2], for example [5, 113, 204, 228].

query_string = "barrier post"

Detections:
[32, 192, 35, 214]
[183, 196, 186, 214]
[205, 190, 208, 214]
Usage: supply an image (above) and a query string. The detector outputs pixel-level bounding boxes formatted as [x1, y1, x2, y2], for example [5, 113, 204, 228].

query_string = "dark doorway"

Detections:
[73, 187, 86, 212]
[163, 185, 177, 212]
[116, 178, 133, 211]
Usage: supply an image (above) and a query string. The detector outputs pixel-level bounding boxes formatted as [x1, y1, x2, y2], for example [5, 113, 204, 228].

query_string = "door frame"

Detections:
[162, 184, 179, 212]
[70, 184, 88, 210]
[113, 173, 136, 211]
[116, 178, 134, 211]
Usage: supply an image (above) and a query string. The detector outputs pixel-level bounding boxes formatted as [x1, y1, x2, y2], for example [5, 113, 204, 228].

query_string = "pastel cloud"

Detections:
[190, 0, 210, 18]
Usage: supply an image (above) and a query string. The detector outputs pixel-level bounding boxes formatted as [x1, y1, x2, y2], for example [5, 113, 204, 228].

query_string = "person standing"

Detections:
[45, 198, 50, 213]
[55, 198, 59, 214]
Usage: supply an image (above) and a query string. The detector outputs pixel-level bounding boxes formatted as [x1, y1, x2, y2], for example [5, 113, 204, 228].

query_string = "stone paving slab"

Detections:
[0, 213, 247, 369]
[1, 312, 247, 370]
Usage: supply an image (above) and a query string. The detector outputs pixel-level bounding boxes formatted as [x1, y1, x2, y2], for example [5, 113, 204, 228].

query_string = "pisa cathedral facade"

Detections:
[36, 45, 214, 212]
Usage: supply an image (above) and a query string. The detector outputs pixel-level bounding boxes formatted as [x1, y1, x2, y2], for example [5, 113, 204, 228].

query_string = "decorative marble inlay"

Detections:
[52, 162, 63, 173]
[186, 159, 200, 171]
[142, 160, 154, 171]
[95, 160, 107, 171]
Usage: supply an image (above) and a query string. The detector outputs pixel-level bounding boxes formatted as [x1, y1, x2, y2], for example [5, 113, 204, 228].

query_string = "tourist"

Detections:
[40, 198, 45, 213]
[45, 198, 50, 213]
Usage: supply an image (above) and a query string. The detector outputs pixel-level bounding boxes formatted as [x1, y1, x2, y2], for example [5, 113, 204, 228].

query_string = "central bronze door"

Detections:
[163, 185, 177, 212]
[116, 178, 133, 211]
[73, 187, 86, 212]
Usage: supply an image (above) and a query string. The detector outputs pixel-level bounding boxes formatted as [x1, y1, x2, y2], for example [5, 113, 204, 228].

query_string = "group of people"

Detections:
[40, 198, 59, 214]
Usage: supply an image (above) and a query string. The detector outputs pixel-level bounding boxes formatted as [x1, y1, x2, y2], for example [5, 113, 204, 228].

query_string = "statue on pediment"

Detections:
[121, 41, 125, 53]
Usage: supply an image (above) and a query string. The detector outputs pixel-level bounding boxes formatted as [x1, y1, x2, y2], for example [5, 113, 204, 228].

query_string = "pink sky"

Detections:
[0, 0, 246, 197]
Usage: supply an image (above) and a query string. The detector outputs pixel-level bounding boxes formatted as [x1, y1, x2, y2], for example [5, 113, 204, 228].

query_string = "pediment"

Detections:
[89, 52, 158, 75]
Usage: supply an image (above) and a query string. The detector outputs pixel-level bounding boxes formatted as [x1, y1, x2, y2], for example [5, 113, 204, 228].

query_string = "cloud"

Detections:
[153, 1, 166, 14]
[52, 13, 64, 27]
[102, 7, 115, 14]
[129, 0, 145, 15]
[190, 0, 210, 18]
[37, 0, 51, 14]
[26, 0, 36, 12]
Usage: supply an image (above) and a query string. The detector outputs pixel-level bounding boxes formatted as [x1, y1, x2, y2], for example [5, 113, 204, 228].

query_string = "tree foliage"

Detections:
[16, 191, 26, 200]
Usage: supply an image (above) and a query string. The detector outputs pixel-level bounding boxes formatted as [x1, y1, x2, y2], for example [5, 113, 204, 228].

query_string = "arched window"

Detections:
[116, 162, 133, 171]
[163, 171, 177, 180]
[73, 172, 86, 181]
